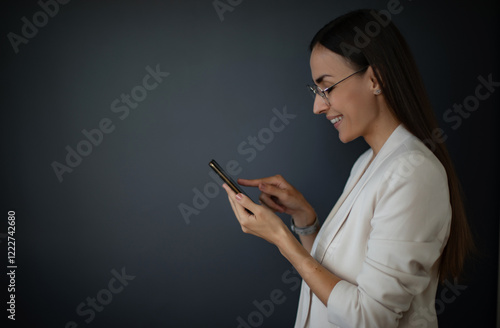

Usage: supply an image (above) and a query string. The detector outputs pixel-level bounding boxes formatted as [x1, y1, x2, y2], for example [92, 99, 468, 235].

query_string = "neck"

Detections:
[364, 109, 400, 157]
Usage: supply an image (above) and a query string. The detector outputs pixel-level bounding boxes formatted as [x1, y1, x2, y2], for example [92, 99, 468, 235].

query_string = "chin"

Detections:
[339, 130, 364, 144]
[338, 132, 354, 144]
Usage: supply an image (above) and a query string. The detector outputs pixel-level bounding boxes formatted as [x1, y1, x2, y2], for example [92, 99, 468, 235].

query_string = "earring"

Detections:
[375, 89, 382, 95]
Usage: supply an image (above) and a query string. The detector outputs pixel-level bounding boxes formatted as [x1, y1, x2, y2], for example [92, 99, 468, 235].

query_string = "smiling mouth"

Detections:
[330, 116, 343, 124]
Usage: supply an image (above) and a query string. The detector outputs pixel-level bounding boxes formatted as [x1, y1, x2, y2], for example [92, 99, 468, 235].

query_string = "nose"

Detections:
[313, 94, 330, 115]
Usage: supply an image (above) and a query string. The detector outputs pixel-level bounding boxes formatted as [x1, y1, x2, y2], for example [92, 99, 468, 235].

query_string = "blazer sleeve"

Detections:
[326, 150, 452, 327]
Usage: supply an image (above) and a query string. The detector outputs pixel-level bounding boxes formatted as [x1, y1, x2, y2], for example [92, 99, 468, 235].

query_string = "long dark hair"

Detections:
[310, 9, 474, 282]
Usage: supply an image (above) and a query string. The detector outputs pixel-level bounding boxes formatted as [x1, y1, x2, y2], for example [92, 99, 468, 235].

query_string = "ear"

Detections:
[365, 66, 383, 94]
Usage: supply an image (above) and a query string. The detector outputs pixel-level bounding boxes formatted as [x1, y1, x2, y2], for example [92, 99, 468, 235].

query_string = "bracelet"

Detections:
[290, 217, 320, 236]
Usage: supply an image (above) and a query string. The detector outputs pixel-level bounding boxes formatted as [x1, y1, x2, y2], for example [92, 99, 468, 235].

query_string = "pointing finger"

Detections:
[237, 178, 262, 187]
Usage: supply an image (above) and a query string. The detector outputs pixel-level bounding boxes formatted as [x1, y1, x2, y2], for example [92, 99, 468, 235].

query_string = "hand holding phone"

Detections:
[209, 159, 253, 213]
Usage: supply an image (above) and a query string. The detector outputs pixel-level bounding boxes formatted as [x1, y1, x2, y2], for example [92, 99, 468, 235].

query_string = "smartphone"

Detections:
[209, 159, 254, 213]
[209, 159, 248, 195]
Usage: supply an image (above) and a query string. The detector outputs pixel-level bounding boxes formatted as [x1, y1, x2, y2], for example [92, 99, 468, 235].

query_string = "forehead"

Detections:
[309, 45, 352, 79]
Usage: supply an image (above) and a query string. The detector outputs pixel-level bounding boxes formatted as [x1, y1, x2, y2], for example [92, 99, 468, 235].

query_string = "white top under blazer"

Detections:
[294, 124, 452, 328]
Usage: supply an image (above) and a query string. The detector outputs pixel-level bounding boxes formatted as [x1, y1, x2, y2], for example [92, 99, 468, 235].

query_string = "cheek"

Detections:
[341, 92, 375, 122]
[329, 93, 358, 120]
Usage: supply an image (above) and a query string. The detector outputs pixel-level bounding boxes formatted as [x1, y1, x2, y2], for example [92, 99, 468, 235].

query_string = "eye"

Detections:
[324, 86, 334, 94]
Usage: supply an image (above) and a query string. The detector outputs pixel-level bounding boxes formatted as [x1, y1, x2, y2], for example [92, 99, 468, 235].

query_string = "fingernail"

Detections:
[235, 193, 243, 200]
[259, 183, 266, 190]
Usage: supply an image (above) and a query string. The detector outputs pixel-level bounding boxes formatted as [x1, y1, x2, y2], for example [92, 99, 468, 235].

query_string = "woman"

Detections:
[222, 9, 473, 328]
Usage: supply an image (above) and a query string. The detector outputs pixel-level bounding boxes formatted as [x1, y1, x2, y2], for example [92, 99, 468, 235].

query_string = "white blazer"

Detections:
[294, 125, 451, 328]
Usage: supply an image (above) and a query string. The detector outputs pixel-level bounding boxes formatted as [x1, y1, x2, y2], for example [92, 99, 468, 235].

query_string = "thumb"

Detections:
[235, 193, 258, 215]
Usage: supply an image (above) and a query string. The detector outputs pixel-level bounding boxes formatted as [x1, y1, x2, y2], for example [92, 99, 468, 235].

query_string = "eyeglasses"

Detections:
[307, 66, 369, 106]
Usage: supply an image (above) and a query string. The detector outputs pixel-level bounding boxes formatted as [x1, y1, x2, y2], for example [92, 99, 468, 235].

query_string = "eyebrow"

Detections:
[314, 74, 333, 84]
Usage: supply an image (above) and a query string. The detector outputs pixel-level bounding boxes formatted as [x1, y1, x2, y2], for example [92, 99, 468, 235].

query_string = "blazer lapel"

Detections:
[299, 150, 373, 328]
[310, 150, 372, 257]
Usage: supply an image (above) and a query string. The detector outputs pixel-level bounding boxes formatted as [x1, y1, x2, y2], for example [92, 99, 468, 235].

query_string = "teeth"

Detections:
[330, 116, 343, 124]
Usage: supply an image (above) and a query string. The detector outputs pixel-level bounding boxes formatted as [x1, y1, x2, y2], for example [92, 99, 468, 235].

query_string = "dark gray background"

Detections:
[1, 0, 499, 327]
